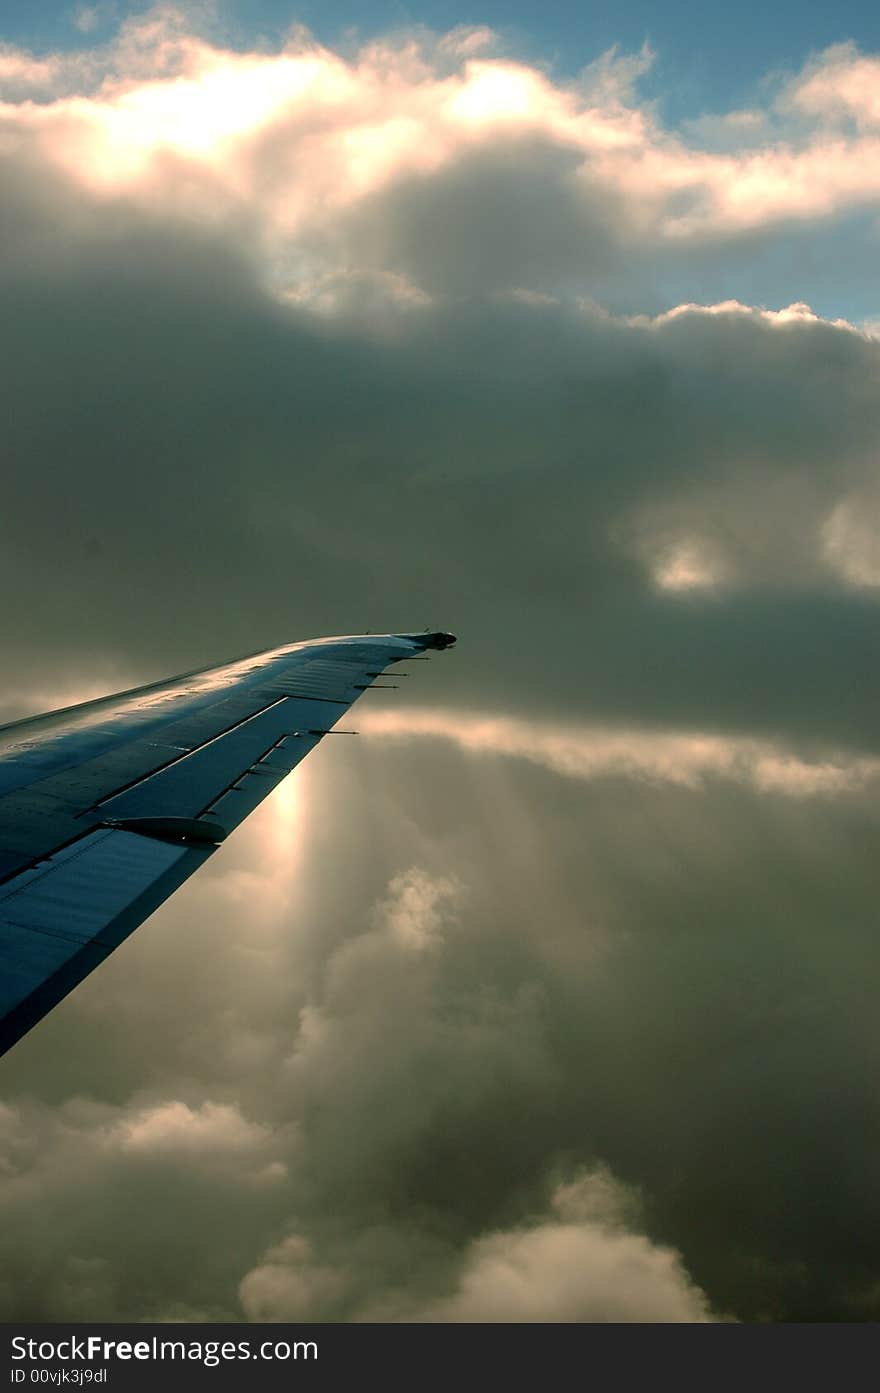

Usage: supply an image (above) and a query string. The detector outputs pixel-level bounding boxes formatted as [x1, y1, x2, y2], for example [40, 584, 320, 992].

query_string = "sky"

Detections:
[1, 0, 880, 1323]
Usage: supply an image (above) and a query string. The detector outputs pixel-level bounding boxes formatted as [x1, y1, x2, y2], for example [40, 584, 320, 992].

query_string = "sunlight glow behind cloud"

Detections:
[359, 708, 880, 796]
[7, 9, 880, 255]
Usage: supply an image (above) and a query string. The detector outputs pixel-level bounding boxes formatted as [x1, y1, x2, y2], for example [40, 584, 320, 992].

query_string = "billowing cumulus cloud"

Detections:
[240, 1170, 713, 1322]
[7, 11, 880, 301]
[412, 1170, 713, 1323]
[1, 5, 880, 1324]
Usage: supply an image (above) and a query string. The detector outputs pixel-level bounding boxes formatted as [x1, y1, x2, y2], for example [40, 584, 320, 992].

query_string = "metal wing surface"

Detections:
[0, 629, 455, 1057]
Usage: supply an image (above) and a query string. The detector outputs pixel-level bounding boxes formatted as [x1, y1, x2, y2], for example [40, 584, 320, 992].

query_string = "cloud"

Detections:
[3, 730, 880, 1321]
[1, 7, 880, 1326]
[239, 1236, 349, 1322]
[822, 490, 880, 587]
[413, 1171, 713, 1322]
[4, 15, 880, 278]
[358, 708, 880, 796]
[115, 1100, 272, 1158]
[0, 1091, 286, 1319]
[239, 1169, 714, 1322]
[71, 5, 117, 38]
[1, 181, 878, 750]
[0, 843, 719, 1323]
[373, 866, 461, 951]
[786, 42, 880, 129]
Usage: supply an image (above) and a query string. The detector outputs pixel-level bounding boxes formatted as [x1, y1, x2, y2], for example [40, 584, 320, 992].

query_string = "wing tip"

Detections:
[404, 631, 457, 651]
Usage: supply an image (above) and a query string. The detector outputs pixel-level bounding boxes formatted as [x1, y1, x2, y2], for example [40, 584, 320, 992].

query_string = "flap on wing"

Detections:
[0, 827, 212, 1054]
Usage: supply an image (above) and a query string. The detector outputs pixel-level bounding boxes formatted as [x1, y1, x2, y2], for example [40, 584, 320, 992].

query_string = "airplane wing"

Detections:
[0, 629, 456, 1058]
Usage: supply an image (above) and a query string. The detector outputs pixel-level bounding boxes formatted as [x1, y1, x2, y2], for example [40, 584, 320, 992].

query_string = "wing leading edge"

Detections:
[0, 629, 455, 1058]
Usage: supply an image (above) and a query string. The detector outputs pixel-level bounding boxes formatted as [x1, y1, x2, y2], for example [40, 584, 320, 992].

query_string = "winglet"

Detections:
[405, 631, 457, 651]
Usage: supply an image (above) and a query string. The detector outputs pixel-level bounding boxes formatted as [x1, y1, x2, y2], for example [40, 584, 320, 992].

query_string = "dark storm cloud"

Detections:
[3, 736, 880, 1320]
[2, 15, 880, 1324]
[2, 145, 880, 741]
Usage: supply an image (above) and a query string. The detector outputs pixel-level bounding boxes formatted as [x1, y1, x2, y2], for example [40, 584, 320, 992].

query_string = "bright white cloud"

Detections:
[5, 11, 880, 275]
[788, 42, 880, 128]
